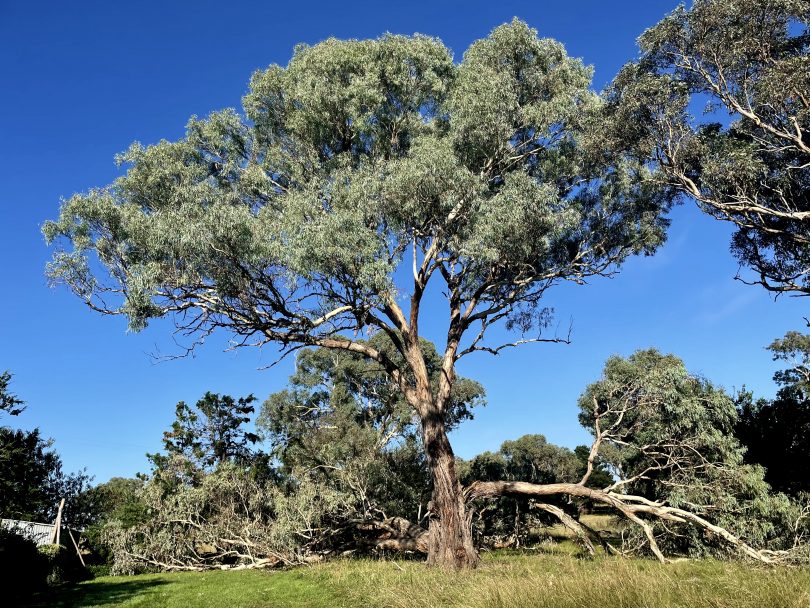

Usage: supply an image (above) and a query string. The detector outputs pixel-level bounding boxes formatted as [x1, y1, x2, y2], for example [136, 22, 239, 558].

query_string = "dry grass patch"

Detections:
[325, 553, 810, 608]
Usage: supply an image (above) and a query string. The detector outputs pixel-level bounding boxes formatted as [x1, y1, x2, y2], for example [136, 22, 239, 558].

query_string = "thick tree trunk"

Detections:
[422, 411, 480, 569]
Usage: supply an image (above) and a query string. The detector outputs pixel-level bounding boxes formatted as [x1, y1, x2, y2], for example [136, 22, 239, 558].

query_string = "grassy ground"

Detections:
[30, 550, 810, 608]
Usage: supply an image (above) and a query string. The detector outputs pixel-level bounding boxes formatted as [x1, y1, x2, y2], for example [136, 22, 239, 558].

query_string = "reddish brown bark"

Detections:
[421, 409, 479, 569]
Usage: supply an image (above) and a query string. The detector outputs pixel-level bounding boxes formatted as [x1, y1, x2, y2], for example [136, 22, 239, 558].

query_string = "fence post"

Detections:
[52, 498, 65, 545]
[68, 529, 86, 567]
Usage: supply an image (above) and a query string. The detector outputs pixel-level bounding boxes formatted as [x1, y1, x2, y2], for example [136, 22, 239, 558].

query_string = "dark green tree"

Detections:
[89, 478, 147, 528]
[0, 427, 94, 528]
[735, 389, 810, 496]
[735, 332, 810, 495]
[0, 371, 25, 417]
[259, 335, 484, 524]
[0, 428, 60, 522]
[573, 444, 613, 490]
[148, 392, 259, 475]
[45, 21, 671, 567]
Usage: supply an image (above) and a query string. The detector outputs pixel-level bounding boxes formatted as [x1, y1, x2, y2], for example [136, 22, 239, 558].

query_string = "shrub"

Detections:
[0, 528, 47, 600]
[86, 563, 111, 578]
[38, 543, 90, 584]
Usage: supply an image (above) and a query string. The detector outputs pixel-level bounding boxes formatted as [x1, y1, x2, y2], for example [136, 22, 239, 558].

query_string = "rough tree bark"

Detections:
[421, 408, 479, 568]
[397, 287, 480, 569]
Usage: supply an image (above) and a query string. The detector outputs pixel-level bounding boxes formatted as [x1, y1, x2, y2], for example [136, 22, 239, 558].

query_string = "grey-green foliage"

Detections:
[103, 462, 350, 575]
[579, 349, 808, 557]
[770, 330, 810, 391]
[608, 0, 810, 295]
[44, 19, 670, 364]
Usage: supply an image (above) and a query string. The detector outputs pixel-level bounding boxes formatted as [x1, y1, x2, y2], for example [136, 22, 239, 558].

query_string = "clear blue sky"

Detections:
[0, 0, 804, 483]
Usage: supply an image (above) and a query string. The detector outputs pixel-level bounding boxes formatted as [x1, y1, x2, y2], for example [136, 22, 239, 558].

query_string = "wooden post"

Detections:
[68, 529, 86, 567]
[53, 498, 65, 545]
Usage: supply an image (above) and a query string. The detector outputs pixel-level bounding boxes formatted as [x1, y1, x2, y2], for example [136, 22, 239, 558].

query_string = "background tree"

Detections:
[735, 390, 810, 496]
[460, 434, 586, 547]
[735, 331, 810, 496]
[770, 331, 810, 390]
[44, 20, 672, 568]
[0, 371, 25, 417]
[573, 444, 613, 490]
[89, 477, 148, 529]
[147, 392, 260, 479]
[607, 0, 809, 295]
[0, 427, 95, 529]
[80, 477, 148, 566]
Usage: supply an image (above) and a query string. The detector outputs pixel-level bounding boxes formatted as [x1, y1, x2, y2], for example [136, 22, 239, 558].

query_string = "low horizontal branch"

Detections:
[464, 480, 773, 564]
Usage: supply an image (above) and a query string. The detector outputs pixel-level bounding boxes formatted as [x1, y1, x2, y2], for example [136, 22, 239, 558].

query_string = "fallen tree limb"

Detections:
[464, 480, 774, 564]
[351, 516, 429, 553]
[532, 502, 596, 556]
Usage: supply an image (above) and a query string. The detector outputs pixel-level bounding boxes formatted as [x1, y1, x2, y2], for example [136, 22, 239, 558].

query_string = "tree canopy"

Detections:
[44, 19, 669, 370]
[148, 391, 259, 475]
[44, 19, 673, 568]
[608, 0, 810, 294]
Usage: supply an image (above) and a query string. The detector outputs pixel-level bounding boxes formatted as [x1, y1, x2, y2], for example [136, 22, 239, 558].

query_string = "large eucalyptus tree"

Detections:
[44, 20, 671, 568]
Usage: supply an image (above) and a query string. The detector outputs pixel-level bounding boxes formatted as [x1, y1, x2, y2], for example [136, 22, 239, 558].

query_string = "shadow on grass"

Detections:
[26, 577, 169, 608]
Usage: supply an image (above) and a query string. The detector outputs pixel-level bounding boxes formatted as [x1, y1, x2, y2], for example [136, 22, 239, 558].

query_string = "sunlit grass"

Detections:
[32, 552, 810, 608]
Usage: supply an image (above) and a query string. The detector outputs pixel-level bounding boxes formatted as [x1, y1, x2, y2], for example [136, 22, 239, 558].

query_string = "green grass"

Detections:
[30, 552, 810, 608]
[29, 568, 342, 608]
